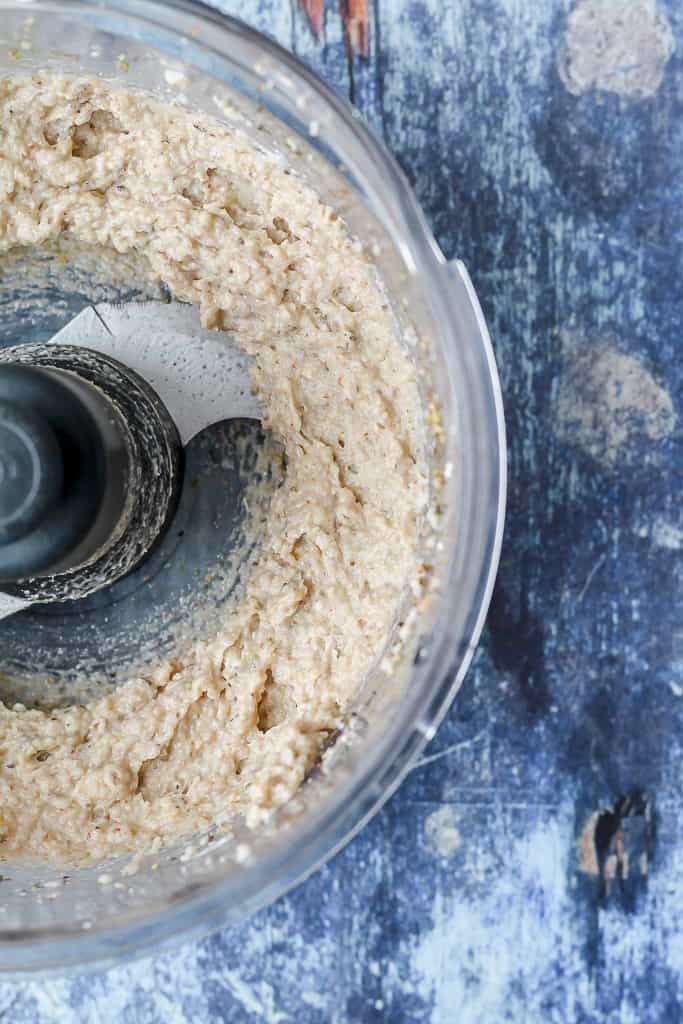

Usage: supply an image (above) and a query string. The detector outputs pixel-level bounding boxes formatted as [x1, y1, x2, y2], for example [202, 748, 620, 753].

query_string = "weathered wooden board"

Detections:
[2, 0, 681, 1019]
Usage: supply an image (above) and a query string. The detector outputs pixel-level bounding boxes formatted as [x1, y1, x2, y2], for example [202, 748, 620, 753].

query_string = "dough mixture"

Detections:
[0, 76, 424, 865]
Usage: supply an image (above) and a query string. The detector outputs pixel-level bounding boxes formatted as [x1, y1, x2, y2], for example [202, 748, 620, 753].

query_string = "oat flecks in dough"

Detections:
[0, 75, 425, 865]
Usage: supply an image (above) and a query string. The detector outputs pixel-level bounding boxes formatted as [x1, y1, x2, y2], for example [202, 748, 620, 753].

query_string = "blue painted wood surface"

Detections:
[1, 0, 682, 1019]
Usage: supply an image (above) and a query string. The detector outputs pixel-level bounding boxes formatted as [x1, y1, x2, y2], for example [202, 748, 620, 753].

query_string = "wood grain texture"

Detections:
[1, 0, 681, 1020]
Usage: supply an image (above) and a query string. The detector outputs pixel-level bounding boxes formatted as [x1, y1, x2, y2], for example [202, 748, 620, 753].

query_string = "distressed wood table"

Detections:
[2, 0, 681, 1020]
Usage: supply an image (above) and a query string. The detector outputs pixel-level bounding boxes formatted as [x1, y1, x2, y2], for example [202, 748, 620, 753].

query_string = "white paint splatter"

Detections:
[651, 517, 683, 551]
[635, 516, 682, 550]
[554, 336, 676, 467]
[423, 806, 462, 858]
[558, 0, 675, 99]
[413, 810, 582, 1020]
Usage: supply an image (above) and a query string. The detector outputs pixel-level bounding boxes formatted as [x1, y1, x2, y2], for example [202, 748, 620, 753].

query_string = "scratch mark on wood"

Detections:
[577, 554, 606, 602]
[412, 729, 487, 771]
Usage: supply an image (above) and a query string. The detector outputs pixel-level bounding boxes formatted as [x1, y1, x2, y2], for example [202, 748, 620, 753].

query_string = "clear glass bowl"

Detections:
[0, 0, 506, 974]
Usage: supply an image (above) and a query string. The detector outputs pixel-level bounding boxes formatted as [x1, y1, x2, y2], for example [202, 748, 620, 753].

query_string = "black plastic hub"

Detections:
[0, 344, 183, 603]
[0, 394, 64, 545]
[0, 364, 109, 577]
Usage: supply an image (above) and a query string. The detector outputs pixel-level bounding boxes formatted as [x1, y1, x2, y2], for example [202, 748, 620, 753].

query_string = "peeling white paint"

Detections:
[558, 0, 675, 99]
[554, 337, 676, 467]
[413, 811, 581, 1021]
[423, 806, 462, 858]
[651, 518, 683, 551]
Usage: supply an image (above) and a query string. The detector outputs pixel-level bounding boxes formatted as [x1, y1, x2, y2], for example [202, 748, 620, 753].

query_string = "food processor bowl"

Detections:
[0, 0, 506, 974]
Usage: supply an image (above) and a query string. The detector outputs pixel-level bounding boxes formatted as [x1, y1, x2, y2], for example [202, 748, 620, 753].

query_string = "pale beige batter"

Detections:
[0, 75, 425, 864]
